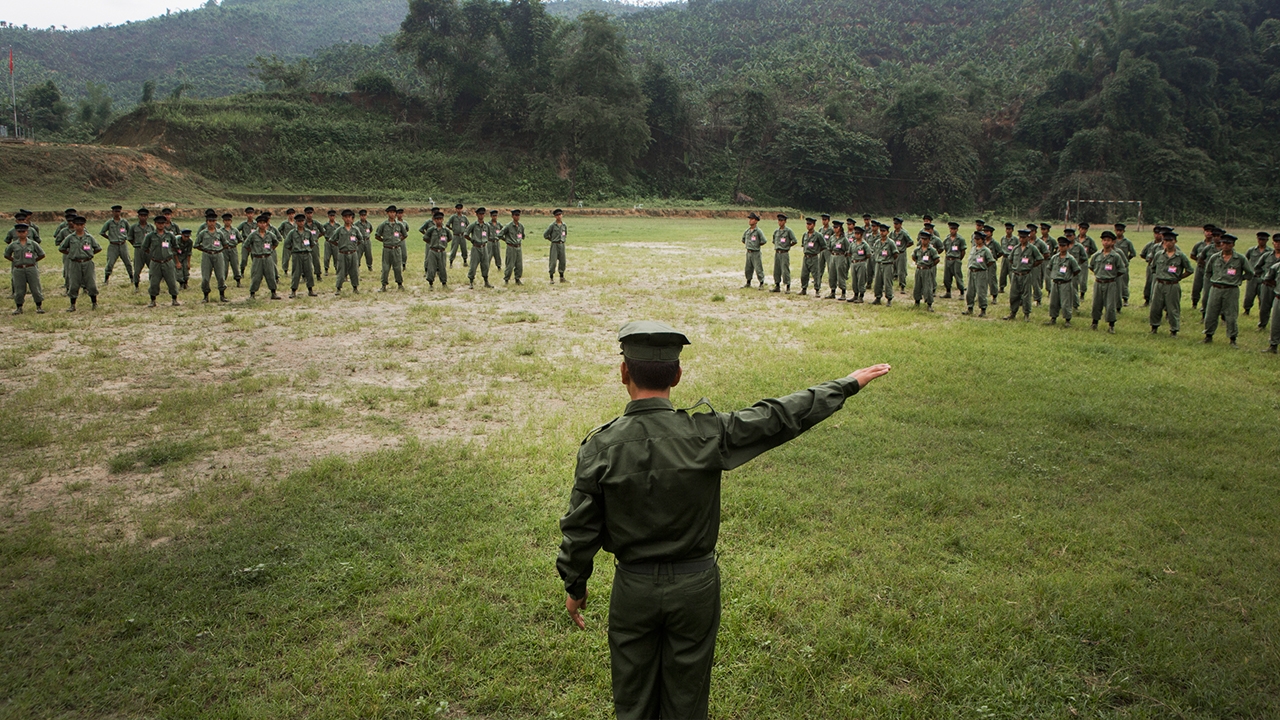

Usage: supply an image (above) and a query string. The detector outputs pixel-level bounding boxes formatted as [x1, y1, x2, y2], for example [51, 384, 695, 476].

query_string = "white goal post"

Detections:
[1064, 200, 1144, 230]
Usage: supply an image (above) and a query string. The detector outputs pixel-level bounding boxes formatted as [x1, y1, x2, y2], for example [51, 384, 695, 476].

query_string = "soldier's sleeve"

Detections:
[556, 445, 608, 599]
[3, 244, 11, 262]
[716, 377, 862, 470]
[1241, 258, 1255, 280]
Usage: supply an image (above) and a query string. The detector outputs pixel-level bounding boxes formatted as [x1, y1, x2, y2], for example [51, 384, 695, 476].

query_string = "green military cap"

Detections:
[432, 211, 445, 219]
[244, 206, 256, 213]
[922, 214, 934, 221]
[358, 209, 368, 215]
[14, 223, 29, 231]
[111, 205, 123, 211]
[1258, 232, 1270, 239]
[805, 217, 816, 224]
[293, 213, 306, 221]
[1064, 227, 1076, 235]
[511, 209, 522, 216]
[71, 216, 87, 225]
[475, 206, 487, 214]
[456, 203, 465, 210]
[255, 214, 270, 223]
[1115, 223, 1127, 230]
[154, 215, 169, 224]
[1077, 222, 1090, 229]
[832, 220, 843, 227]
[385, 205, 398, 213]
[777, 213, 787, 220]
[1058, 237, 1071, 246]
[489, 209, 498, 216]
[917, 230, 930, 237]
[1164, 230, 1178, 238]
[1219, 233, 1237, 243]
[327, 209, 337, 216]
[983, 225, 995, 233]
[852, 225, 864, 234]
[1018, 228, 1031, 235]
[1004, 222, 1015, 229]
[554, 208, 564, 216]
[1040, 222, 1052, 230]
[221, 213, 233, 220]
[892, 216, 904, 223]
[821, 213, 831, 219]
[618, 321, 690, 362]
[1100, 230, 1116, 240]
[162, 207, 174, 215]
[205, 209, 217, 219]
[341, 209, 355, 217]
[180, 228, 192, 236]
[947, 221, 960, 228]
[861, 213, 871, 219]
[974, 218, 986, 225]
[747, 212, 760, 220]
[65, 208, 77, 216]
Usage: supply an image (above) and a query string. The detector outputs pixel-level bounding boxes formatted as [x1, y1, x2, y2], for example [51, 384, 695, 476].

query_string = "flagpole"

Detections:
[9, 48, 17, 139]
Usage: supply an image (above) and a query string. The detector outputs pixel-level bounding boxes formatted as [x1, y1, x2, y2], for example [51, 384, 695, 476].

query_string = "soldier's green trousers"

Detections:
[896, 251, 909, 290]
[944, 258, 965, 293]
[450, 233, 468, 265]
[1049, 279, 1074, 320]
[1121, 268, 1132, 304]
[239, 243, 252, 277]
[290, 252, 314, 291]
[324, 241, 335, 274]
[175, 257, 190, 287]
[913, 265, 936, 305]
[1075, 265, 1089, 301]
[488, 239, 501, 270]
[816, 250, 829, 288]
[772, 250, 790, 288]
[1270, 295, 1280, 348]
[1259, 283, 1275, 329]
[467, 244, 489, 284]
[1204, 285, 1240, 338]
[225, 247, 241, 281]
[1143, 265, 1155, 304]
[966, 269, 988, 310]
[1009, 272, 1034, 315]
[800, 254, 822, 293]
[134, 244, 149, 286]
[828, 255, 848, 294]
[381, 246, 403, 287]
[67, 260, 97, 300]
[609, 565, 720, 720]
[504, 245, 524, 282]
[1191, 264, 1207, 309]
[1031, 263, 1045, 303]
[1244, 273, 1263, 314]
[149, 259, 179, 299]
[336, 251, 360, 290]
[104, 243, 133, 283]
[310, 244, 322, 278]
[11, 265, 42, 307]
[1149, 280, 1182, 332]
[999, 257, 1011, 292]
[249, 256, 277, 295]
[988, 258, 1000, 296]
[874, 262, 895, 301]
[549, 242, 566, 276]
[362, 236, 373, 270]
[200, 252, 227, 295]
[743, 250, 763, 285]
[1091, 279, 1120, 324]
[850, 260, 869, 300]
[425, 248, 446, 286]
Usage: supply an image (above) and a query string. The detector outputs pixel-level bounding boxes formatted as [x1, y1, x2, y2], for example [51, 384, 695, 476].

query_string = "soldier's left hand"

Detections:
[566, 591, 588, 630]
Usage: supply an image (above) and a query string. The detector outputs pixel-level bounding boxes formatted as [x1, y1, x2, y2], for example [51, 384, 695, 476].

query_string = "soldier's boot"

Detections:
[886, 297, 892, 306]
[352, 286, 359, 294]
[66, 298, 76, 313]
[826, 290, 836, 299]
[398, 283, 404, 291]
[962, 307, 973, 315]
[428, 282, 434, 290]
[171, 296, 180, 307]
[1229, 337, 1238, 348]
[1045, 318, 1057, 326]
[515, 279, 522, 286]
[977, 308, 985, 317]
[785, 284, 790, 293]
[560, 273, 565, 283]
[1063, 319, 1072, 327]
[1265, 344, 1277, 353]
[380, 285, 388, 292]
[799, 288, 807, 296]
[1169, 329, 1176, 336]
[205, 292, 212, 303]
[289, 291, 297, 298]
[469, 280, 474, 288]
[1003, 313, 1017, 320]
[1261, 322, 1268, 330]
[550, 274, 556, 284]
[134, 283, 140, 294]
[741, 281, 751, 288]
[270, 292, 281, 300]
[11, 306, 21, 315]
[1150, 325, 1158, 334]
[308, 288, 317, 297]
[840, 290, 846, 300]
[219, 290, 227, 303]
[1107, 323, 1115, 334]
[872, 298, 882, 305]
[485, 281, 494, 288]
[35, 304, 44, 314]
[1244, 307, 1251, 315]
[148, 295, 158, 307]
[103, 274, 110, 286]
[1091, 322, 1098, 330]
[915, 300, 920, 306]
[1202, 334, 1213, 344]
[927, 304, 934, 312]
[944, 291, 952, 298]
[249, 293, 256, 300]
[1023, 312, 1031, 321]
[771, 285, 780, 293]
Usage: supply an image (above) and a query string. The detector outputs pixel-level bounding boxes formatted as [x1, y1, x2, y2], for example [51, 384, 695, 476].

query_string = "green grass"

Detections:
[108, 440, 206, 474]
[0, 217, 1277, 719]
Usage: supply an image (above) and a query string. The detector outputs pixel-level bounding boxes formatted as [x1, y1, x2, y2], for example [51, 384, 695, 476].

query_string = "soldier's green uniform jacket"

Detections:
[742, 226, 766, 250]
[175, 231, 193, 262]
[5, 225, 40, 244]
[944, 235, 967, 259]
[1049, 253, 1082, 282]
[375, 221, 404, 248]
[423, 225, 452, 251]
[1008, 243, 1043, 272]
[800, 231, 825, 255]
[1033, 237, 1051, 262]
[283, 228, 312, 255]
[1068, 242, 1089, 266]
[1080, 234, 1098, 257]
[913, 244, 940, 268]
[1116, 237, 1137, 262]
[59, 232, 101, 261]
[544, 221, 568, 243]
[500, 221, 526, 246]
[850, 237, 872, 262]
[1205, 251, 1253, 286]
[332, 225, 365, 253]
[1089, 249, 1126, 280]
[195, 227, 226, 254]
[772, 226, 797, 250]
[100, 218, 131, 245]
[448, 213, 469, 238]
[876, 236, 899, 263]
[467, 221, 490, 247]
[1153, 249, 1194, 282]
[238, 219, 257, 241]
[141, 229, 177, 262]
[888, 228, 913, 254]
[987, 236, 1005, 261]
[967, 245, 995, 270]
[357, 218, 374, 239]
[6, 238, 45, 264]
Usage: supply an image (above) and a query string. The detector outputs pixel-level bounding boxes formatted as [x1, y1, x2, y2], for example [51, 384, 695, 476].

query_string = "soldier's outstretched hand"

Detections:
[850, 364, 892, 388]
[566, 591, 588, 630]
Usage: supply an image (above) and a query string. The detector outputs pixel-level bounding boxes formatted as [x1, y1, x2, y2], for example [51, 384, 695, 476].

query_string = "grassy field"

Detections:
[1, 217, 1277, 719]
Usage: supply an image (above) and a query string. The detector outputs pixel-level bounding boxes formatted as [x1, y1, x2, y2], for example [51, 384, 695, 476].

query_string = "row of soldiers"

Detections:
[742, 213, 1280, 350]
[5, 203, 573, 312]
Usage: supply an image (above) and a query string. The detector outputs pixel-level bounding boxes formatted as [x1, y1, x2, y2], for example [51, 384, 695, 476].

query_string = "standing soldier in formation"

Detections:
[545, 209, 568, 283]
[301, 207, 324, 279]
[997, 223, 1017, 296]
[816, 214, 834, 287]
[1088, 231, 1126, 333]
[357, 209, 375, 272]
[332, 209, 364, 294]
[1148, 230, 1193, 336]
[741, 212, 766, 288]
[984, 224, 1004, 300]
[129, 208, 153, 293]
[141, 215, 181, 307]
[769, 213, 796, 293]
[942, 222, 966, 298]
[278, 208, 297, 275]
[246, 214, 282, 301]
[6, 223, 44, 314]
[176, 229, 194, 290]
[376, 206, 405, 292]
[468, 206, 494, 289]
[848, 223, 872, 303]
[99, 205, 132, 286]
[220, 212, 242, 287]
[395, 207, 410, 273]
[1190, 225, 1215, 313]
[322, 209, 340, 276]
[237, 207, 257, 281]
[1045, 237, 1081, 327]
[1030, 224, 1050, 306]
[5, 210, 40, 243]
[872, 223, 897, 306]
[1062, 228, 1088, 309]
[195, 210, 229, 303]
[826, 220, 849, 300]
[1004, 228, 1042, 321]
[798, 217, 824, 296]
[487, 209, 503, 273]
[1139, 226, 1164, 306]
[501, 209, 526, 285]
[888, 217, 912, 293]
[1256, 233, 1280, 333]
[962, 231, 994, 316]
[1243, 231, 1269, 317]
[1202, 233, 1252, 346]
[1113, 223, 1136, 306]
[911, 229, 940, 311]
[53, 208, 75, 296]
[59, 216, 100, 312]
[283, 213, 317, 298]
[422, 210, 451, 290]
[1074, 223, 1096, 302]
[448, 203, 470, 268]
[1261, 247, 1280, 353]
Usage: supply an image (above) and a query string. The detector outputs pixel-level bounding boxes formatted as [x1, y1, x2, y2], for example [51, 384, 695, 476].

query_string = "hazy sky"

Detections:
[3, 0, 209, 31]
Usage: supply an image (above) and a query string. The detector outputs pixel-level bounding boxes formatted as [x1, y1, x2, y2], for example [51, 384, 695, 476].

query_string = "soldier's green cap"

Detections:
[475, 206, 486, 214]
[747, 212, 760, 220]
[821, 213, 831, 218]
[805, 217, 816, 224]
[1100, 230, 1116, 240]
[180, 228, 191, 235]
[358, 209, 367, 215]
[832, 220, 843, 227]
[304, 207, 315, 213]
[293, 213, 306, 221]
[221, 213, 233, 220]
[1058, 237, 1071, 246]
[111, 205, 123, 211]
[14, 223, 28, 231]
[917, 230, 930, 237]
[1040, 222, 1052, 230]
[456, 203, 464, 209]
[1064, 227, 1076, 235]
[618, 321, 690, 362]
[1115, 223, 1127, 230]
[341, 209, 354, 217]
[947, 221, 960, 228]
[71, 216, 87, 225]
[65, 208, 77, 216]
[1078, 222, 1090, 229]
[327, 209, 337, 215]
[1018, 228, 1030, 235]
[554, 208, 563, 215]
[511, 209, 521, 215]
[1004, 222, 1015, 228]
[1258, 232, 1270, 238]
[892, 216, 904, 223]
[1219, 233, 1237, 243]
[255, 214, 270, 223]
[777, 213, 787, 220]
[489, 209, 498, 216]
[385, 205, 398, 213]
[432, 211, 445, 219]
[205, 209, 217, 219]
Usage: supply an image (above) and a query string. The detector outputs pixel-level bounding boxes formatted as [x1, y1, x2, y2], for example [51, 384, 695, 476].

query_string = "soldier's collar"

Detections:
[624, 397, 675, 415]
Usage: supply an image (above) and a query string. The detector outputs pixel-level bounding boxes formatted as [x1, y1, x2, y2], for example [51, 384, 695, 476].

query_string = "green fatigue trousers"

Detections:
[381, 246, 403, 287]
[1049, 279, 1074, 321]
[896, 251, 909, 290]
[1270, 295, 1280, 347]
[999, 256, 1011, 292]
[104, 243, 133, 283]
[449, 233, 468, 265]
[743, 250, 763, 284]
[176, 256, 191, 287]
[828, 255, 848, 293]
[225, 247, 241, 281]
[11, 265, 42, 307]
[1075, 265, 1089, 301]
[488, 238, 501, 270]
[1244, 273, 1262, 314]
[201, 252, 227, 295]
[324, 241, 335, 274]
[1120, 267, 1132, 304]
[468, 244, 489, 284]
[815, 250, 828, 288]
[425, 248, 446, 286]
[1204, 285, 1240, 338]
[944, 258, 965, 293]
[149, 259, 179, 299]
[874, 262, 895, 301]
[1259, 283, 1275, 329]
[239, 243, 252, 277]
[1031, 263, 1045, 303]
[800, 254, 822, 293]
[850, 260, 869, 300]
[772, 250, 790, 288]
[1144, 265, 1155, 304]
[1009, 271, 1034, 316]
[609, 565, 720, 720]
[966, 269, 989, 310]
[290, 252, 314, 291]
[913, 265, 936, 305]
[336, 250, 360, 290]
[1091, 279, 1121, 325]
[549, 242, 566, 276]
[1149, 280, 1182, 332]
[249, 256, 277, 295]
[988, 259, 1000, 297]
[67, 259, 97, 300]
[62, 253, 70, 291]
[504, 245, 524, 282]
[134, 245, 150, 286]
[309, 244, 322, 278]
[362, 237, 373, 270]
[1191, 264, 1207, 309]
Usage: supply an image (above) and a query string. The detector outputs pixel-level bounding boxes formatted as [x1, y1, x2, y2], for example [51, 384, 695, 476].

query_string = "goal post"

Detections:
[1064, 200, 1144, 230]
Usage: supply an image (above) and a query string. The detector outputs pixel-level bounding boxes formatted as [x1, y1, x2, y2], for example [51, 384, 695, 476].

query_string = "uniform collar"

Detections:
[624, 397, 674, 415]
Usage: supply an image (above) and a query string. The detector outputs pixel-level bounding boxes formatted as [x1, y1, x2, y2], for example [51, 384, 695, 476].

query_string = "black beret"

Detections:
[1258, 232, 1271, 239]
[511, 209, 521, 215]
[303, 207, 314, 213]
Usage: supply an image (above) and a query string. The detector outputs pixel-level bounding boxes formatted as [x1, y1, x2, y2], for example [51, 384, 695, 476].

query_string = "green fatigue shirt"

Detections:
[1050, 253, 1082, 282]
[800, 231, 825, 256]
[5, 239, 45, 265]
[988, 237, 1005, 260]
[357, 219, 374, 239]
[247, 230, 276, 257]
[742, 226, 766, 251]
[944, 235, 967, 259]
[1154, 249, 1194, 283]
[819, 226, 835, 247]
[1080, 234, 1097, 257]
[1263, 259, 1280, 285]
[467, 221, 490, 247]
[238, 220, 257, 242]
[1257, 251, 1280, 277]
[221, 225, 240, 249]
[303, 220, 324, 246]
[323, 221, 340, 241]
[1116, 237, 1137, 262]
[557, 377, 865, 600]
[1033, 238, 1051, 264]
[100, 218, 131, 245]
[544, 221, 568, 243]
[195, 227, 226, 254]
[1141, 241, 1161, 268]
[489, 220, 502, 240]
[1205, 252, 1253, 287]
[1246, 245, 1269, 276]
[5, 226, 41, 244]
[500, 222, 526, 247]
[59, 233, 101, 261]
[1000, 234, 1018, 258]
[1008, 243, 1043, 273]
[53, 221, 70, 241]
[913, 245, 940, 269]
[967, 246, 995, 271]
[375, 221, 404, 249]
[141, 230, 178, 263]
[175, 232, 193, 261]
[850, 238, 873, 262]
[332, 225, 364, 253]
[423, 225, 451, 252]
[829, 233, 850, 255]
[888, 229, 913, 254]
[773, 227, 798, 250]
[1191, 240, 1214, 266]
[283, 228, 312, 255]
[876, 236, 899, 264]
[278, 220, 294, 241]
[448, 213, 470, 239]
[1089, 249, 1127, 281]
[1068, 242, 1089, 267]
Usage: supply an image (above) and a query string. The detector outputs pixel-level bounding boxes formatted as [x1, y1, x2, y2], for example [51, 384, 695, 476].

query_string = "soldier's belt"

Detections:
[831, 252, 848, 257]
[617, 554, 716, 576]
[151, 257, 172, 264]
[1157, 279, 1180, 284]
[72, 258, 93, 263]
[429, 248, 444, 252]
[470, 242, 486, 247]
[1013, 270, 1032, 275]
[550, 240, 565, 244]
[803, 253, 818, 257]
[341, 250, 359, 254]
[746, 249, 759, 252]
[109, 240, 127, 245]
[1054, 279, 1072, 283]
[1095, 278, 1116, 283]
[1210, 282, 1236, 288]
[11, 264, 35, 269]
[775, 248, 789, 252]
